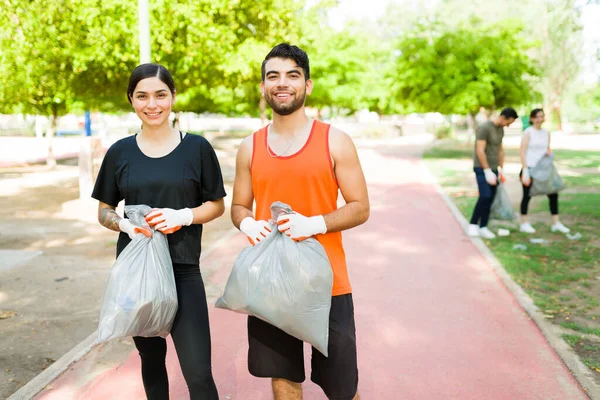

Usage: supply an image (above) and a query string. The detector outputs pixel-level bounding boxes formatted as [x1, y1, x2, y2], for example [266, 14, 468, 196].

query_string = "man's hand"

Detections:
[145, 208, 193, 234]
[240, 217, 272, 245]
[483, 168, 498, 186]
[277, 212, 327, 242]
[498, 167, 506, 184]
[522, 168, 531, 187]
[119, 219, 152, 240]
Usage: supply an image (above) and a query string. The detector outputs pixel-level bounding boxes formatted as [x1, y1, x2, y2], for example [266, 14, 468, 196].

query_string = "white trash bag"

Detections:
[530, 153, 566, 196]
[216, 201, 333, 356]
[97, 205, 178, 343]
[491, 182, 515, 221]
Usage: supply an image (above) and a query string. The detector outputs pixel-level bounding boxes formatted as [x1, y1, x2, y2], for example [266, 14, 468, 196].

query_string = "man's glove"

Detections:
[521, 168, 531, 187]
[277, 212, 327, 242]
[240, 217, 272, 245]
[145, 208, 193, 234]
[483, 168, 498, 186]
[498, 167, 506, 184]
[119, 218, 152, 240]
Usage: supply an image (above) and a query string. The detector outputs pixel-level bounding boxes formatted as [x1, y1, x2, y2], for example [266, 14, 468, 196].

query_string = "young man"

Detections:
[468, 107, 518, 239]
[230, 43, 370, 400]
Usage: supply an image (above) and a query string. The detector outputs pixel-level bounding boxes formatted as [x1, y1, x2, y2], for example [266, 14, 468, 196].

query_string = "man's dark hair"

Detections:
[500, 107, 518, 120]
[261, 43, 310, 81]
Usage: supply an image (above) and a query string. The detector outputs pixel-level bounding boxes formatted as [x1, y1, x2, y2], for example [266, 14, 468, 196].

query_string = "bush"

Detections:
[435, 125, 453, 139]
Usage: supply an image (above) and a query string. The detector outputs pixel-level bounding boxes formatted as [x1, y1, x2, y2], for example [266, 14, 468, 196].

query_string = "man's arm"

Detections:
[475, 140, 490, 169]
[498, 143, 505, 169]
[231, 136, 255, 229]
[324, 127, 370, 232]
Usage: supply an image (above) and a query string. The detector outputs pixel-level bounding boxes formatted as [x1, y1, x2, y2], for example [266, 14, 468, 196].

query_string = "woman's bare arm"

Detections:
[98, 201, 121, 232]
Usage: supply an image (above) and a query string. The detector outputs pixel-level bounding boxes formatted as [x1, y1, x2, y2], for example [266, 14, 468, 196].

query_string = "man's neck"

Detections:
[271, 109, 310, 137]
[491, 117, 502, 127]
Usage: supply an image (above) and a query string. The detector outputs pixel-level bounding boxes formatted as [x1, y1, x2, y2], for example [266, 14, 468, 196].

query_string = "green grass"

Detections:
[561, 322, 600, 337]
[422, 146, 472, 160]
[562, 174, 600, 189]
[564, 334, 582, 346]
[553, 149, 600, 169]
[560, 193, 600, 219]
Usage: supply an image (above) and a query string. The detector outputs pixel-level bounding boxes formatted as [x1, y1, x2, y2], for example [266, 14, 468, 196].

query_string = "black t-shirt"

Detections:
[91, 133, 227, 264]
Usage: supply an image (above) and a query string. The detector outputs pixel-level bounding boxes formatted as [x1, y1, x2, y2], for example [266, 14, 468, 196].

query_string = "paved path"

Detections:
[35, 140, 588, 399]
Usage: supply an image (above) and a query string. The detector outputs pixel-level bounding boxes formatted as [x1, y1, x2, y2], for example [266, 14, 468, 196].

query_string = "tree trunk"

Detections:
[317, 108, 323, 120]
[551, 100, 563, 131]
[467, 112, 478, 144]
[259, 97, 267, 125]
[172, 111, 180, 130]
[46, 109, 58, 169]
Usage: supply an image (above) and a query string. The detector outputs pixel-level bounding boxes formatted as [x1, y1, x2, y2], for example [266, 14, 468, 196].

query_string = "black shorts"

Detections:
[247, 294, 358, 400]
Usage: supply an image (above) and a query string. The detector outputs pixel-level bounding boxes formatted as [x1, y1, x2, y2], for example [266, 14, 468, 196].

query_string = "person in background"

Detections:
[468, 107, 518, 239]
[519, 108, 570, 234]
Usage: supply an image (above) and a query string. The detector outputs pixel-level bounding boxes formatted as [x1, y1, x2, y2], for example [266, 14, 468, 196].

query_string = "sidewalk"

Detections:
[34, 140, 589, 399]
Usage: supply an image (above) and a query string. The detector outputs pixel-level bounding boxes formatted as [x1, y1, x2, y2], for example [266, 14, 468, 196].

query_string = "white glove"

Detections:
[240, 217, 272, 245]
[498, 166, 506, 183]
[521, 168, 531, 187]
[119, 218, 152, 240]
[276, 212, 327, 242]
[483, 168, 498, 186]
[145, 208, 193, 234]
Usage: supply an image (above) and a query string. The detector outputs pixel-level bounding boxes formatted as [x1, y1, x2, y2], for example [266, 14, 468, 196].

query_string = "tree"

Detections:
[0, 0, 137, 167]
[536, 0, 583, 130]
[149, 0, 303, 116]
[393, 19, 540, 126]
[296, 6, 392, 117]
[430, 0, 585, 129]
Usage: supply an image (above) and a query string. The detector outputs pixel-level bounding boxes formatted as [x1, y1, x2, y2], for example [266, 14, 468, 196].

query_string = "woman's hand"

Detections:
[145, 208, 193, 234]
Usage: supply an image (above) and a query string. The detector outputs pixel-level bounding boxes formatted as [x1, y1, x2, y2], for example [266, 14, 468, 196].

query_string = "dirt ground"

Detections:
[0, 139, 239, 399]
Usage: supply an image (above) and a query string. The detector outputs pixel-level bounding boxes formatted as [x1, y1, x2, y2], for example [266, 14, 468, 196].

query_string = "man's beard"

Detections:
[265, 89, 306, 116]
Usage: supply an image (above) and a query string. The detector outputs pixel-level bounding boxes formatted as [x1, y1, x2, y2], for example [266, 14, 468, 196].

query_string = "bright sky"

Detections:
[326, 0, 393, 29]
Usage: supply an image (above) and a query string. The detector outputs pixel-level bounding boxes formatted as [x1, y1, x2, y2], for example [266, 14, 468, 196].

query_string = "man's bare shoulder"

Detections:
[328, 125, 356, 154]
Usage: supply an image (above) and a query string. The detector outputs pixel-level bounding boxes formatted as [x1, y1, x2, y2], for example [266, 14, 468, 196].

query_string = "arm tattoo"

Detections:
[99, 207, 122, 232]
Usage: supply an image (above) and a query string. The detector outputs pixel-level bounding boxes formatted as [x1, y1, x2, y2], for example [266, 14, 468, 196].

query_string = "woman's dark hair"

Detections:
[127, 63, 175, 104]
[261, 43, 310, 81]
[530, 108, 544, 119]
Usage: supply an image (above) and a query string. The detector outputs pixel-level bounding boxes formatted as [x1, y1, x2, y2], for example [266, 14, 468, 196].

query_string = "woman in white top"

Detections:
[519, 108, 570, 234]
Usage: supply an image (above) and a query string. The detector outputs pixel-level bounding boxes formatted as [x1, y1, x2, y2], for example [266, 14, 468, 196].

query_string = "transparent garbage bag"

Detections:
[215, 201, 333, 356]
[491, 182, 514, 221]
[530, 153, 566, 196]
[97, 205, 178, 343]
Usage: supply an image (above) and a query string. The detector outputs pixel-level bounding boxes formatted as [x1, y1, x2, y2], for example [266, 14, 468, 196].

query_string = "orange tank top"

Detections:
[251, 120, 351, 296]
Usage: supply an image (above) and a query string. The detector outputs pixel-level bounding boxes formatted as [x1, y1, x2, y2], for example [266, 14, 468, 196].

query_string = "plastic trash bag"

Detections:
[215, 201, 333, 356]
[97, 205, 178, 343]
[530, 153, 565, 196]
[491, 182, 514, 221]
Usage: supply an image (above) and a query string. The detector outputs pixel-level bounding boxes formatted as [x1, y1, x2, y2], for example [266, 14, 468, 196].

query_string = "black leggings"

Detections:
[520, 169, 559, 216]
[133, 263, 218, 400]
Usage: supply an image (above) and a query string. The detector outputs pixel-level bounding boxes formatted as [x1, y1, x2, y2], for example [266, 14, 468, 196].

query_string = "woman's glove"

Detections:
[145, 208, 194, 234]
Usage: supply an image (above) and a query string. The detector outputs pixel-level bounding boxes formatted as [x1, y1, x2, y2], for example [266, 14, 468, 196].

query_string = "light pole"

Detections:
[138, 0, 151, 63]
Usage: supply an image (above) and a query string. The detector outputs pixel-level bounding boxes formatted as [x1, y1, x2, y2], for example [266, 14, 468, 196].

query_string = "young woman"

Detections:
[92, 63, 225, 399]
[519, 108, 569, 234]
